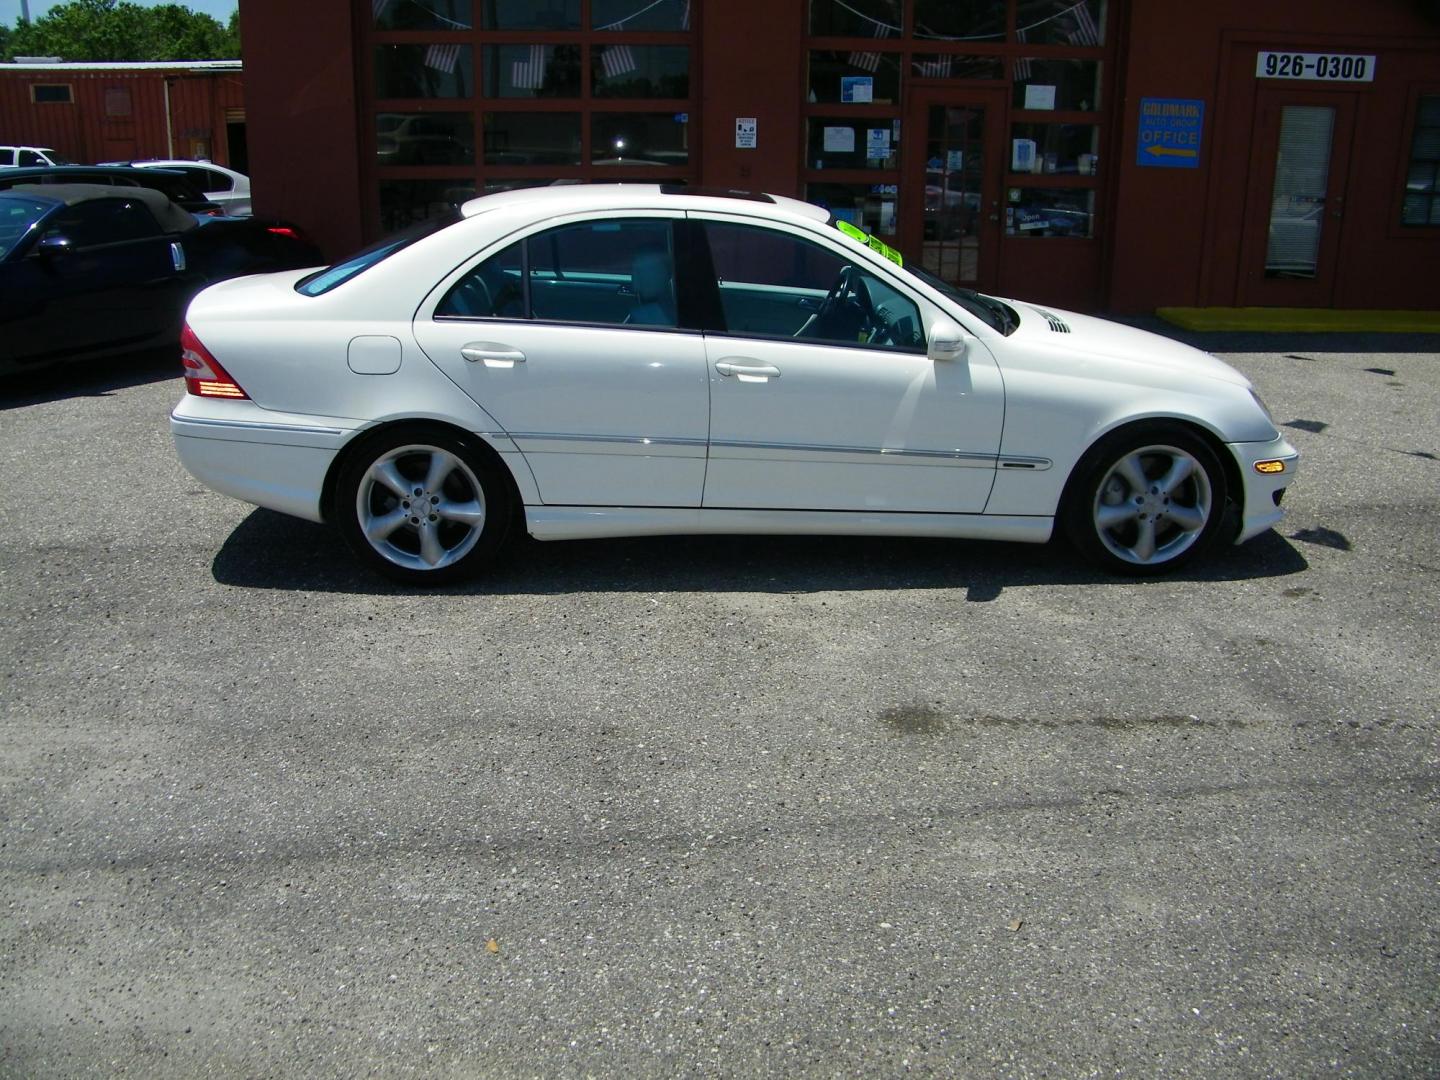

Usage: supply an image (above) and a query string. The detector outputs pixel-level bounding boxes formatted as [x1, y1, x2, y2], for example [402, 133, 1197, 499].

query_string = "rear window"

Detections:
[296, 210, 462, 296]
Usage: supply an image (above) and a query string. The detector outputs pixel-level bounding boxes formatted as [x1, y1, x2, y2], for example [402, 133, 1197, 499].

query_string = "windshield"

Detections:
[825, 214, 1018, 335]
[906, 264, 1019, 336]
[0, 195, 50, 260]
[296, 210, 462, 296]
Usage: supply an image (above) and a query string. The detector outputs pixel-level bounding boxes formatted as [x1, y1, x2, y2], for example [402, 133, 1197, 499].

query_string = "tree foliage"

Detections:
[1, 0, 239, 62]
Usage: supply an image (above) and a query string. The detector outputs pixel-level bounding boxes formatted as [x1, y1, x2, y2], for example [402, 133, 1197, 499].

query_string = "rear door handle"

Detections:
[461, 342, 526, 368]
[715, 359, 781, 382]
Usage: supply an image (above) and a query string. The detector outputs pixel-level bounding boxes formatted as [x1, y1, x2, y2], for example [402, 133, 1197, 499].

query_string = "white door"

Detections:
[414, 214, 710, 508]
[695, 217, 1003, 513]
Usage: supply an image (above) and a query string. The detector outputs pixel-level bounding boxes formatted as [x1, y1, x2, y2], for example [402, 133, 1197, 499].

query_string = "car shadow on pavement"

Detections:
[0, 347, 178, 409]
[211, 508, 1309, 599]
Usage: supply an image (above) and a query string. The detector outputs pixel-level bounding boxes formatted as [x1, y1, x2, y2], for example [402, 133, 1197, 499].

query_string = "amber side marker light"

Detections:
[1254, 460, 1287, 474]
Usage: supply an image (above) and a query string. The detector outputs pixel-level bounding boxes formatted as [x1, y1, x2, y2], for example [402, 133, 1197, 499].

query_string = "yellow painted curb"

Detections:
[1156, 307, 1440, 333]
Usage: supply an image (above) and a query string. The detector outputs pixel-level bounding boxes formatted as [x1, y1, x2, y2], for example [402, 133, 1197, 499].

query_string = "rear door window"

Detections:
[437, 218, 679, 329]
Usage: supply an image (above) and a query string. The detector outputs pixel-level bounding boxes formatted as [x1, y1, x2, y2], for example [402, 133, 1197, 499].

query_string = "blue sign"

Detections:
[840, 76, 873, 103]
[1136, 97, 1204, 169]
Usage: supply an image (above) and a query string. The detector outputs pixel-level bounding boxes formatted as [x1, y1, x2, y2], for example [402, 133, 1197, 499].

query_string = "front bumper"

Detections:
[1227, 433, 1299, 544]
[170, 396, 360, 523]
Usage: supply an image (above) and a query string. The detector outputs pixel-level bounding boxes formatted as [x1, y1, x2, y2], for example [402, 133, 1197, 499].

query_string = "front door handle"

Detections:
[461, 342, 526, 368]
[715, 359, 781, 382]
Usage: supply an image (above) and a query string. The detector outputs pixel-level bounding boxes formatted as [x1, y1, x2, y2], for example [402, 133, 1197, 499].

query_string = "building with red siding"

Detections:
[0, 60, 245, 171]
[235, 1, 1440, 311]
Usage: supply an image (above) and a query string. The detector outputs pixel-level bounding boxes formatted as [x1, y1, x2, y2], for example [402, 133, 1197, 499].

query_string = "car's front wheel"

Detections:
[1063, 424, 1228, 576]
[336, 425, 512, 584]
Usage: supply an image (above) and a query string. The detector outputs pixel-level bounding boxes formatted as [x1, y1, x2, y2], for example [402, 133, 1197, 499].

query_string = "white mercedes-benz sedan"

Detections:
[170, 184, 1297, 584]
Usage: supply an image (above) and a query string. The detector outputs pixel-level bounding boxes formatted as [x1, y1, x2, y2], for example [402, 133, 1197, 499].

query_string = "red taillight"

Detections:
[181, 324, 248, 399]
[267, 226, 301, 240]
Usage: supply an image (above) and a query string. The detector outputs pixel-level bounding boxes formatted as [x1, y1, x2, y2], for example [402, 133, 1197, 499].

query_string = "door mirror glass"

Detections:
[35, 234, 73, 259]
[927, 318, 967, 361]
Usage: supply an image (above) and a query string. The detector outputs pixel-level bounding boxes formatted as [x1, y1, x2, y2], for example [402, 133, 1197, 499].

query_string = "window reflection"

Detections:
[376, 112, 475, 166]
[591, 45, 690, 98]
[482, 45, 581, 98]
[807, 118, 899, 170]
[480, 0, 580, 29]
[808, 51, 901, 104]
[913, 0, 1006, 41]
[592, 113, 689, 165]
[910, 54, 1003, 80]
[593, 0, 692, 31]
[1015, 0, 1105, 46]
[1012, 58, 1100, 111]
[1006, 188, 1094, 238]
[806, 182, 899, 235]
[375, 44, 474, 99]
[379, 179, 475, 234]
[484, 113, 582, 165]
[808, 0, 902, 37]
[373, 0, 472, 30]
[1009, 123, 1099, 174]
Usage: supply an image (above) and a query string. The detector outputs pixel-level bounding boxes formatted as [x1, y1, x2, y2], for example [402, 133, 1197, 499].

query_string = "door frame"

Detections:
[900, 84, 1009, 293]
[1237, 85, 1359, 307]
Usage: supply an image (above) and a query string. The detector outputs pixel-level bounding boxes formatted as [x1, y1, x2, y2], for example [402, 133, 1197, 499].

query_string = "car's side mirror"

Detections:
[927, 319, 968, 362]
[35, 235, 74, 260]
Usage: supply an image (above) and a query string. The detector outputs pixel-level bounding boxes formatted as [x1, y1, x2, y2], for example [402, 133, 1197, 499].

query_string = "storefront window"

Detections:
[1008, 122, 1099, 174]
[590, 45, 690, 98]
[375, 44, 475, 99]
[485, 179, 565, 193]
[480, 0, 580, 30]
[1011, 58, 1100, 111]
[483, 112, 582, 165]
[808, 0, 902, 37]
[913, 0, 1006, 42]
[1006, 188, 1093, 238]
[807, 118, 900, 170]
[376, 112, 475, 166]
[593, 0, 691, 30]
[373, 0, 473, 30]
[910, 54, 1003, 80]
[1015, 0, 1105, 46]
[482, 45, 581, 98]
[1401, 95, 1440, 227]
[808, 51, 902, 105]
[379, 179, 476, 233]
[806, 182, 899, 235]
[591, 113, 690, 165]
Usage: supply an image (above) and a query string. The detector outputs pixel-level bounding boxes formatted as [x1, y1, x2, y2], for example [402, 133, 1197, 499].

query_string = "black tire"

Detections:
[335, 423, 513, 585]
[1062, 422, 1229, 577]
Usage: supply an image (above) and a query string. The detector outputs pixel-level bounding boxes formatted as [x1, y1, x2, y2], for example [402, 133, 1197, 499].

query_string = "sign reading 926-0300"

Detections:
[1256, 51, 1376, 82]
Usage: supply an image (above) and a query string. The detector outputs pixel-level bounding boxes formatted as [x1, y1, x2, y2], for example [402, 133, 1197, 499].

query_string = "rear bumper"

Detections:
[170, 396, 358, 523]
[1227, 434, 1299, 544]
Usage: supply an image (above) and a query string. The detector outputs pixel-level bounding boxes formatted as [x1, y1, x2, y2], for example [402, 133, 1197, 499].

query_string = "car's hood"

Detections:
[1002, 299, 1252, 388]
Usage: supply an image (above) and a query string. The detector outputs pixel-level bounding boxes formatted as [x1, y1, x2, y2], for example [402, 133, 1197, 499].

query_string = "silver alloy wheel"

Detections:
[1092, 443, 1213, 566]
[355, 443, 487, 571]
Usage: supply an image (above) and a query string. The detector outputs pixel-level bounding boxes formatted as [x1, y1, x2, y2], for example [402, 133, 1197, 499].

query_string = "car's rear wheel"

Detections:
[336, 425, 511, 584]
[1063, 424, 1228, 576]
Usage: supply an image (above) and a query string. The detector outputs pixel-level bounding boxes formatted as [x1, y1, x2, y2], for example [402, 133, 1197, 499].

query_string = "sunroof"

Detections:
[659, 185, 774, 203]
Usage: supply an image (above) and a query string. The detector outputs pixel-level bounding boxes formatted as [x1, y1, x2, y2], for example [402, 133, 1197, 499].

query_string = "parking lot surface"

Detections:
[1, 341, 1437, 1077]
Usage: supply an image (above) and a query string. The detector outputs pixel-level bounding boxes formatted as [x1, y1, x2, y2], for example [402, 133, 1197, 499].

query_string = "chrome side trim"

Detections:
[998, 455, 1053, 471]
[509, 432, 709, 449]
[170, 413, 345, 437]
[711, 439, 998, 464]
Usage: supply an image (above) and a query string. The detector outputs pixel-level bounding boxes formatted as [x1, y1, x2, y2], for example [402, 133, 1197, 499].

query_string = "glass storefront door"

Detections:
[901, 87, 1006, 290]
[1240, 88, 1357, 306]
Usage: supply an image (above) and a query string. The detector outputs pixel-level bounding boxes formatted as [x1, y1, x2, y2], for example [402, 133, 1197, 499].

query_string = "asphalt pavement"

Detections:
[1, 336, 1437, 1077]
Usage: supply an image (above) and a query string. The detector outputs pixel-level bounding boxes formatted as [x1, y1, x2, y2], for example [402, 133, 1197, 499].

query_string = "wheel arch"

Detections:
[1058, 415, 1243, 523]
[320, 418, 529, 529]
